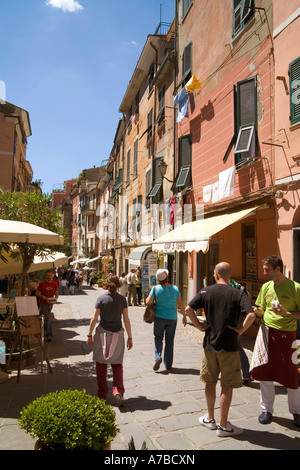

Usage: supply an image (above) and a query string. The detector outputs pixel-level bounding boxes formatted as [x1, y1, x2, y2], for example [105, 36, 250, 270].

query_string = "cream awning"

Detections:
[70, 258, 89, 265]
[85, 256, 100, 264]
[152, 206, 258, 253]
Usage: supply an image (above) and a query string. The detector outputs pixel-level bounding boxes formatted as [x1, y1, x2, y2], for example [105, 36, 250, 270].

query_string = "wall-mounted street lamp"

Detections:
[158, 161, 173, 183]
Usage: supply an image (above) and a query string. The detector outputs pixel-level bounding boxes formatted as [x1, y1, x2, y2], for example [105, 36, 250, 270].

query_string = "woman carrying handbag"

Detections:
[146, 269, 187, 372]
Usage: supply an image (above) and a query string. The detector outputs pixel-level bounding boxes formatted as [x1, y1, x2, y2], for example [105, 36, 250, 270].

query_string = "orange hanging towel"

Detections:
[185, 75, 201, 93]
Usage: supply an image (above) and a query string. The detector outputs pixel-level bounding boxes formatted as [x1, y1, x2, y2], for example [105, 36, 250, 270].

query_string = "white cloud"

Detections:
[46, 0, 83, 13]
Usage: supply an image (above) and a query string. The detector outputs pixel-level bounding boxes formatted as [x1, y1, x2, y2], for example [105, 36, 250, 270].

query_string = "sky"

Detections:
[0, 0, 175, 194]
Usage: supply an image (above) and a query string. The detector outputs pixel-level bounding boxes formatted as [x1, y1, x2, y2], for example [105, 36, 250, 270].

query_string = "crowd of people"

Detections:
[35, 255, 300, 438]
[86, 255, 300, 438]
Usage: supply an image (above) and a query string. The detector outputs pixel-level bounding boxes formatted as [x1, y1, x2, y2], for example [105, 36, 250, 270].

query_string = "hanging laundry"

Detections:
[174, 87, 189, 122]
[218, 166, 235, 200]
[168, 196, 178, 225]
[212, 181, 220, 203]
[203, 184, 212, 203]
[185, 75, 201, 93]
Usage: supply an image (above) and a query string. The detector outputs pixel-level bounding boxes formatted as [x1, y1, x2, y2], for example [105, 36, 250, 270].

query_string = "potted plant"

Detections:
[18, 389, 119, 450]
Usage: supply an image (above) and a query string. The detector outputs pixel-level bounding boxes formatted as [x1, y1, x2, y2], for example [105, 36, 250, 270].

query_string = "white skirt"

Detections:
[92, 325, 125, 364]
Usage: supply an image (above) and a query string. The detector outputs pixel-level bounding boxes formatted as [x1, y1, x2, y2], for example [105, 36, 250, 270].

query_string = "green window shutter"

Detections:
[290, 57, 300, 125]
[148, 158, 163, 201]
[182, 42, 192, 84]
[235, 77, 257, 165]
[237, 77, 257, 127]
[177, 135, 192, 188]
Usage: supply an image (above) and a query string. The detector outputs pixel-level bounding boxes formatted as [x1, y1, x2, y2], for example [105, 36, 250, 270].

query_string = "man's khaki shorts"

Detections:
[200, 349, 243, 389]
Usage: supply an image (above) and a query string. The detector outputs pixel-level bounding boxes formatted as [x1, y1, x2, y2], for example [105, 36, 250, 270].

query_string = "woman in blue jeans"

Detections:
[146, 269, 187, 371]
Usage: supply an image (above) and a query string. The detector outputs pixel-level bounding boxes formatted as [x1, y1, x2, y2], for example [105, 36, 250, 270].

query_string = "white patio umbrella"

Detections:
[0, 251, 68, 275]
[0, 219, 64, 245]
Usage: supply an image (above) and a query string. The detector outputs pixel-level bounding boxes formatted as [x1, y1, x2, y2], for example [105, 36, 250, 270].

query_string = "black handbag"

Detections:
[143, 286, 156, 324]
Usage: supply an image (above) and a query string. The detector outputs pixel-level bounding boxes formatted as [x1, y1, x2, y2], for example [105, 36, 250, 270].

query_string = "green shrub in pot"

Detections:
[18, 389, 119, 450]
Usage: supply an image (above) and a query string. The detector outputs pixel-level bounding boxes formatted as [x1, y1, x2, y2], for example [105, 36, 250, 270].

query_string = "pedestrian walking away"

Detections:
[126, 268, 137, 306]
[68, 271, 76, 294]
[136, 268, 142, 305]
[60, 275, 68, 295]
[185, 262, 256, 437]
[146, 268, 187, 372]
[36, 270, 59, 341]
[119, 272, 128, 298]
[250, 255, 300, 429]
[87, 275, 133, 407]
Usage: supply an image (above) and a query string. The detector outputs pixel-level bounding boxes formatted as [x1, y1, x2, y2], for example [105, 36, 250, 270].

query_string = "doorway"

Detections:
[293, 228, 300, 282]
[178, 251, 188, 306]
[196, 244, 219, 292]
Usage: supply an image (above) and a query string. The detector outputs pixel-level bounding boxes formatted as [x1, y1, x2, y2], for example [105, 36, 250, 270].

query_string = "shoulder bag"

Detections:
[143, 286, 156, 324]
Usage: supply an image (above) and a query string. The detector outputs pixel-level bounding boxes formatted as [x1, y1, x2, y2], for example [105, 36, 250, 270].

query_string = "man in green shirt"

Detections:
[251, 256, 300, 428]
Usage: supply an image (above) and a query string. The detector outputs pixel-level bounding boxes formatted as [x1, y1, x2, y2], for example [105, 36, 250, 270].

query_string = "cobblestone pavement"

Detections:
[0, 284, 300, 451]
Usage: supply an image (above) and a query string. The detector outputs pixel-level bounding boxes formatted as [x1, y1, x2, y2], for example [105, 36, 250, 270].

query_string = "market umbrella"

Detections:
[0, 251, 68, 275]
[0, 219, 64, 245]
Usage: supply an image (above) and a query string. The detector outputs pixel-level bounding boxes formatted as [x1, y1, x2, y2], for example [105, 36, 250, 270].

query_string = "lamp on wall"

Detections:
[158, 161, 173, 183]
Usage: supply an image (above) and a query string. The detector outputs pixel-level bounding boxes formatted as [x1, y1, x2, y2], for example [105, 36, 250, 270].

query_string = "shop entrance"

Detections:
[293, 228, 300, 282]
[177, 252, 188, 306]
[196, 244, 219, 292]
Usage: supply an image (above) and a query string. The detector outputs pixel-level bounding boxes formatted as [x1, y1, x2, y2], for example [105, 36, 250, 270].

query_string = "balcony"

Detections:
[81, 201, 96, 216]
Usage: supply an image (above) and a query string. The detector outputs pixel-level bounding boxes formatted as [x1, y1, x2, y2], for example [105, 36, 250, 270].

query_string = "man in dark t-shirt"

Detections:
[185, 262, 255, 437]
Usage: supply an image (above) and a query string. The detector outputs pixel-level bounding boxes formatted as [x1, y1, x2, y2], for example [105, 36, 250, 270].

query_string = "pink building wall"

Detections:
[176, 0, 277, 297]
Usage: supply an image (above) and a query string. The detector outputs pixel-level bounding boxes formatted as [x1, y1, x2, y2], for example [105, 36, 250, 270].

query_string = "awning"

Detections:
[152, 206, 258, 253]
[129, 246, 152, 261]
[85, 256, 100, 265]
[70, 258, 89, 265]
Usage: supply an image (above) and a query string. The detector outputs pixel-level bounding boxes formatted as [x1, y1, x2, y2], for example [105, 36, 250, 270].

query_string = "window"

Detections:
[233, 0, 254, 37]
[145, 169, 151, 208]
[176, 135, 191, 188]
[156, 86, 165, 128]
[148, 158, 163, 201]
[234, 77, 257, 165]
[148, 182, 162, 198]
[149, 63, 155, 92]
[290, 57, 300, 125]
[234, 125, 255, 153]
[176, 166, 190, 188]
[242, 222, 257, 280]
[137, 195, 142, 233]
[133, 139, 138, 178]
[147, 108, 153, 143]
[112, 168, 123, 196]
[178, 0, 193, 21]
[130, 197, 137, 237]
[182, 42, 192, 84]
[126, 149, 131, 184]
